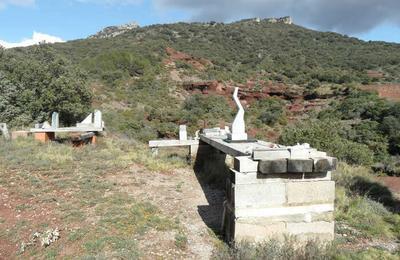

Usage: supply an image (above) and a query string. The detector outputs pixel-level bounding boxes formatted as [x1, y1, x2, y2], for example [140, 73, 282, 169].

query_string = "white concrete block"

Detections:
[234, 182, 286, 208]
[309, 149, 327, 157]
[287, 181, 335, 205]
[235, 221, 286, 242]
[234, 156, 258, 173]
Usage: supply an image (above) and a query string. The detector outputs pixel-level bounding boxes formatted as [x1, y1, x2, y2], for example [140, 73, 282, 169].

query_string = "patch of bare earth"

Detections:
[105, 166, 222, 259]
[360, 84, 400, 102]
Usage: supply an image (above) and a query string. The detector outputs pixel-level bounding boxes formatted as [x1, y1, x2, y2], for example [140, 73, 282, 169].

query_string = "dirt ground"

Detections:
[105, 166, 225, 259]
[0, 163, 224, 259]
[378, 177, 400, 199]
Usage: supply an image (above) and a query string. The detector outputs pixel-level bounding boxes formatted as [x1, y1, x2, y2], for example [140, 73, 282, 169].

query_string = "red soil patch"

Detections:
[0, 187, 61, 258]
[164, 47, 212, 71]
[360, 84, 400, 102]
[377, 177, 400, 197]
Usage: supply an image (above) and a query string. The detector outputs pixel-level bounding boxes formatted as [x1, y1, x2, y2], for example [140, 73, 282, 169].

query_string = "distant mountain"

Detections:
[89, 22, 140, 39]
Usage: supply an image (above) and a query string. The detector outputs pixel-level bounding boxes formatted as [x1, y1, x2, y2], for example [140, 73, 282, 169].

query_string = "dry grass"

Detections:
[0, 137, 188, 258]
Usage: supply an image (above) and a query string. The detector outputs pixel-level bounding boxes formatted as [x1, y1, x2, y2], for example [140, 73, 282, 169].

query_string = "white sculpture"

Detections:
[228, 87, 248, 141]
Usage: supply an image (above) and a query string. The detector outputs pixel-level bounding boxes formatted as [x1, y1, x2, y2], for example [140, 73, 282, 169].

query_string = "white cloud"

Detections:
[0, 32, 64, 49]
[0, 0, 35, 9]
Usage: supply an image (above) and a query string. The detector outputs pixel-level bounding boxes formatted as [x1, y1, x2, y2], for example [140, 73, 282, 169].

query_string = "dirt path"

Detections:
[106, 166, 224, 259]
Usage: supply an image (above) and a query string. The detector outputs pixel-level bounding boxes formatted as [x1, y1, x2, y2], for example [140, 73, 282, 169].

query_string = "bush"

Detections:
[250, 98, 286, 126]
[279, 119, 374, 165]
[0, 46, 92, 127]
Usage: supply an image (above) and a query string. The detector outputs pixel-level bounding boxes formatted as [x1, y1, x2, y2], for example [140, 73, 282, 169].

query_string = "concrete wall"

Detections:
[222, 157, 335, 243]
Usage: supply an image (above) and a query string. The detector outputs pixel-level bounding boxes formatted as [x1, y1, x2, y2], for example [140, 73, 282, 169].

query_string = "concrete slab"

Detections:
[253, 149, 291, 160]
[148, 139, 199, 148]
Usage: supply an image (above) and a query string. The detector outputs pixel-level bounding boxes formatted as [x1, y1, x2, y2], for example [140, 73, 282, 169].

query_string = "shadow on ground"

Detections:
[351, 176, 400, 214]
[193, 143, 229, 238]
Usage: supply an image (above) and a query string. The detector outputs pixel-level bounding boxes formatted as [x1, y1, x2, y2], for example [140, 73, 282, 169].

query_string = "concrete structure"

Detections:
[0, 123, 10, 140]
[149, 87, 336, 243]
[11, 131, 30, 140]
[148, 125, 199, 157]
[228, 87, 248, 141]
[30, 110, 104, 143]
[199, 131, 336, 243]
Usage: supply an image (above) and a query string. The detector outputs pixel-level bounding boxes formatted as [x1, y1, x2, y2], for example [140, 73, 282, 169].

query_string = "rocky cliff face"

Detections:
[89, 22, 140, 39]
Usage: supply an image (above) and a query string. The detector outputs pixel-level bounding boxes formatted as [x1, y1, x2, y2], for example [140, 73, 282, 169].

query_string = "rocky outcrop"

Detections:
[89, 22, 140, 39]
[266, 16, 293, 25]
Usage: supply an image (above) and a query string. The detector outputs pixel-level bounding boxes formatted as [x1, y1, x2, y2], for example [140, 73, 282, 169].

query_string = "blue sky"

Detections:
[0, 0, 399, 46]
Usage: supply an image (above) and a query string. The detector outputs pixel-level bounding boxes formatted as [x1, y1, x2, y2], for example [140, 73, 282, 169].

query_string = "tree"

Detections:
[0, 46, 92, 126]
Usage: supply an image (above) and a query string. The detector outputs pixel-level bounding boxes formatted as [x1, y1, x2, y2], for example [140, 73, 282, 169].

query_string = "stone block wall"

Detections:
[222, 156, 336, 243]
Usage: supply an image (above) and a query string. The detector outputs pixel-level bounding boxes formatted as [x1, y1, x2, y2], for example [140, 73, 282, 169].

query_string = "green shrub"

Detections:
[279, 119, 374, 165]
[0, 46, 92, 126]
[250, 98, 286, 126]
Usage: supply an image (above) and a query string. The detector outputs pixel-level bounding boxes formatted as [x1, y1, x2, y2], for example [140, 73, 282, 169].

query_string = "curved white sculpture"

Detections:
[229, 87, 248, 141]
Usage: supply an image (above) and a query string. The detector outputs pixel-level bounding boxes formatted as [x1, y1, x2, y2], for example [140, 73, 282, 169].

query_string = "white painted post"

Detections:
[179, 125, 187, 141]
[51, 112, 59, 129]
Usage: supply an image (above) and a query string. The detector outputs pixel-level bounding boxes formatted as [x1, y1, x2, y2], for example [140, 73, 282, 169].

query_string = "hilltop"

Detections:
[1, 18, 400, 258]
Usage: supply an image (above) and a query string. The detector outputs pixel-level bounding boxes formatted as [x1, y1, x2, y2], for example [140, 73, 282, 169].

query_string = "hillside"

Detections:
[2, 18, 400, 169]
[1, 19, 400, 258]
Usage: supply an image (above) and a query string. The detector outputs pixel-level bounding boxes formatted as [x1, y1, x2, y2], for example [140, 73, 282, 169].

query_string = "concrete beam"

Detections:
[148, 139, 199, 148]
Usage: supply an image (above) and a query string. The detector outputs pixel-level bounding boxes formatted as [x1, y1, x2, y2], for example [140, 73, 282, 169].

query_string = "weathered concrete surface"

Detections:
[287, 181, 335, 205]
[253, 149, 290, 160]
[258, 159, 288, 174]
[34, 132, 55, 143]
[234, 182, 286, 208]
[287, 159, 313, 173]
[11, 131, 30, 140]
[234, 156, 258, 173]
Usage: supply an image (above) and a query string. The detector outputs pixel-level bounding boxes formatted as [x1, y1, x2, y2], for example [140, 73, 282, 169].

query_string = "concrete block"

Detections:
[304, 171, 331, 181]
[290, 148, 311, 159]
[287, 159, 313, 173]
[230, 169, 258, 185]
[258, 159, 288, 174]
[253, 149, 290, 160]
[235, 221, 286, 242]
[313, 158, 335, 172]
[309, 149, 327, 157]
[286, 221, 334, 237]
[234, 156, 258, 173]
[328, 157, 337, 170]
[234, 182, 286, 208]
[287, 181, 335, 205]
[34, 132, 55, 143]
